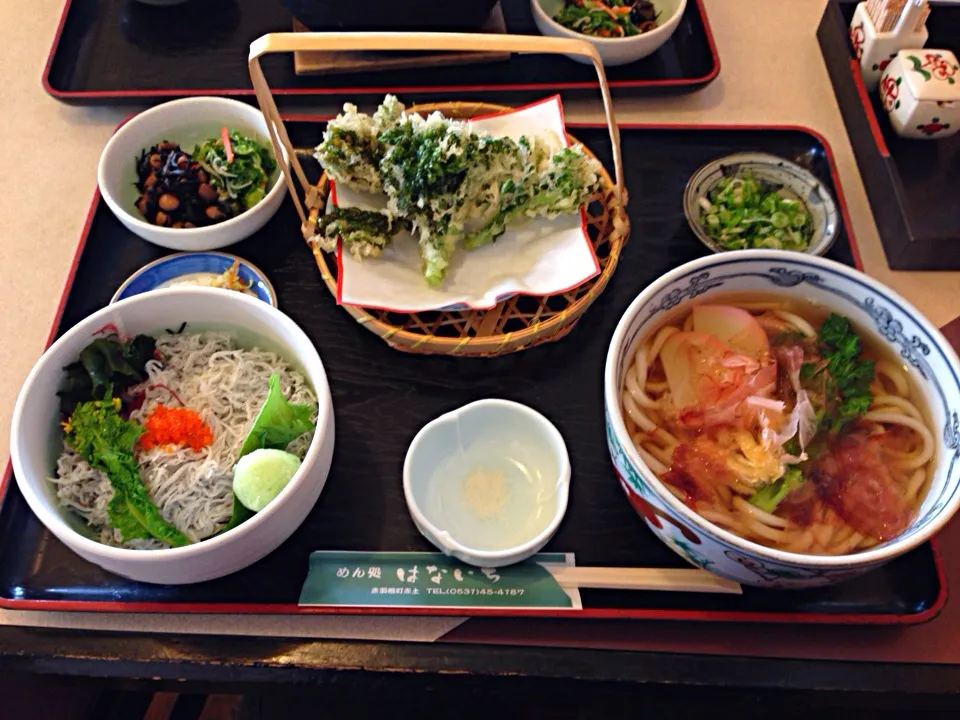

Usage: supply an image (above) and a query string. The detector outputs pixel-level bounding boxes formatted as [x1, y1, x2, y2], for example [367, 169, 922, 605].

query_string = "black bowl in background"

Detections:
[282, 0, 500, 31]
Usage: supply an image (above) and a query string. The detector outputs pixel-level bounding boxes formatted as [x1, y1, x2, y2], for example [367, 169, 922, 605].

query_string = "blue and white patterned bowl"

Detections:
[112, 252, 276, 307]
[604, 250, 960, 588]
[683, 153, 840, 257]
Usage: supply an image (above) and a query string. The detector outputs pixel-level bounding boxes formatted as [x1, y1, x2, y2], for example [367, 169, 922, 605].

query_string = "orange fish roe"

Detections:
[139, 405, 213, 452]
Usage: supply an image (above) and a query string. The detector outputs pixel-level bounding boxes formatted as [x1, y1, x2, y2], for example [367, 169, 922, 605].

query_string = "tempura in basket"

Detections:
[312, 95, 602, 287]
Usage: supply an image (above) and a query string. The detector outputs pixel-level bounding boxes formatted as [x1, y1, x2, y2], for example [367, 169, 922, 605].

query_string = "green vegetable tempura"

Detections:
[315, 207, 410, 259]
[698, 172, 813, 252]
[312, 95, 603, 287]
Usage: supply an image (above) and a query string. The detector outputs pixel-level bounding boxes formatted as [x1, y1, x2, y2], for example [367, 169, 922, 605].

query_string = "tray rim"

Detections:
[40, 0, 720, 101]
[0, 119, 943, 624]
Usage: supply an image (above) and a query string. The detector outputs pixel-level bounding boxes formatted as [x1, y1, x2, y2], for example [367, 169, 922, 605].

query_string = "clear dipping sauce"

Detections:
[430, 439, 556, 551]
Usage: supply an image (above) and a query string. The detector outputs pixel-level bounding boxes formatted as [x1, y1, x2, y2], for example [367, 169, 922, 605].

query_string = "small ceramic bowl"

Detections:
[531, 0, 687, 66]
[683, 152, 840, 256]
[111, 252, 277, 306]
[404, 399, 571, 568]
[604, 250, 960, 589]
[97, 96, 287, 252]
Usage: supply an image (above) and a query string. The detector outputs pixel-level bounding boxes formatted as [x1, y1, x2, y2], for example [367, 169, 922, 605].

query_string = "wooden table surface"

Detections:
[1, 0, 959, 693]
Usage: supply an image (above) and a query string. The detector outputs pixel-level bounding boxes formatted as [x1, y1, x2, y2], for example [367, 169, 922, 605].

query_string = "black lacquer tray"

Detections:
[818, 0, 960, 270]
[0, 121, 945, 623]
[43, 0, 719, 103]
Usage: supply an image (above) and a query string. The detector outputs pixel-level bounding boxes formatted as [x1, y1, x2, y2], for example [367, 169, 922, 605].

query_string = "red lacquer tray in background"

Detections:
[0, 119, 944, 625]
[42, 0, 719, 103]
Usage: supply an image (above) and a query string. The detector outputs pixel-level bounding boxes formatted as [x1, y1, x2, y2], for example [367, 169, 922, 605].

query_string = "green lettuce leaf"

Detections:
[238, 374, 315, 457]
[220, 374, 315, 533]
[220, 495, 255, 534]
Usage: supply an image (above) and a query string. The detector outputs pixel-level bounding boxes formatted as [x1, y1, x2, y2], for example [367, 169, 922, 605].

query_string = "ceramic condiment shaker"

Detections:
[880, 49, 960, 139]
[849, 1, 929, 91]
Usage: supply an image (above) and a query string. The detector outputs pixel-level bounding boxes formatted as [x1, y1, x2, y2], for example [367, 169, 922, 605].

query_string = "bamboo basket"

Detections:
[249, 32, 629, 357]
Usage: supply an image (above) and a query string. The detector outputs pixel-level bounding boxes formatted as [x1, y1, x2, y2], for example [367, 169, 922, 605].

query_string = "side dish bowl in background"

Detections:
[10, 288, 334, 584]
[604, 250, 960, 588]
[683, 152, 839, 256]
[531, 0, 687, 66]
[98, 97, 287, 252]
[404, 399, 571, 567]
[111, 252, 277, 306]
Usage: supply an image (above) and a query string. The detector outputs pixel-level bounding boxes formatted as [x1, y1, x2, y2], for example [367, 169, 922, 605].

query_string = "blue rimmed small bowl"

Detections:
[683, 152, 840, 257]
[112, 252, 276, 306]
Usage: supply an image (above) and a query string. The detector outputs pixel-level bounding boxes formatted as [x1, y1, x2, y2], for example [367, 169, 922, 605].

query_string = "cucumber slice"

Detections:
[233, 448, 302, 513]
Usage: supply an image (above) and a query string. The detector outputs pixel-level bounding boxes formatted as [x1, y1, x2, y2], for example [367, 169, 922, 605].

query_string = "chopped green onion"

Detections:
[696, 171, 814, 251]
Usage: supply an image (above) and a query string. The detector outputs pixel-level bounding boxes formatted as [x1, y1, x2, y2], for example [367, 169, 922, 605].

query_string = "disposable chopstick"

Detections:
[915, 3, 931, 30]
[549, 567, 743, 595]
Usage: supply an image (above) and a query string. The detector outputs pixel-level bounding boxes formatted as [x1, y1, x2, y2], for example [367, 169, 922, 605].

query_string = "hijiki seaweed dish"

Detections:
[553, 0, 660, 38]
[134, 129, 276, 228]
[52, 324, 316, 548]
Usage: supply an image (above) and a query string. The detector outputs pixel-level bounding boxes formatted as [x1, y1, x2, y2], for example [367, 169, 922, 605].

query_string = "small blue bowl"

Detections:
[111, 252, 276, 306]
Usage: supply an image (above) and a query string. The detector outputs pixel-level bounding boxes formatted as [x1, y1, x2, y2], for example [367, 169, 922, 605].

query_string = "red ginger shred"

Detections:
[139, 405, 213, 452]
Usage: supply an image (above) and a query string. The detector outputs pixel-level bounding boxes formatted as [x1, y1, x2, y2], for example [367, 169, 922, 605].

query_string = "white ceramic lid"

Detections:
[896, 49, 960, 102]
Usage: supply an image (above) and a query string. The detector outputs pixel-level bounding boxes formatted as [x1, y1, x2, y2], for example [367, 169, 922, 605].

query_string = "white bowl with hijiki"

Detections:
[604, 250, 960, 588]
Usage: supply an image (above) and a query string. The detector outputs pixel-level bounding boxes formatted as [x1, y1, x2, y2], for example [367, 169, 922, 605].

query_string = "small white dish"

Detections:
[531, 0, 687, 67]
[97, 96, 287, 252]
[403, 399, 571, 568]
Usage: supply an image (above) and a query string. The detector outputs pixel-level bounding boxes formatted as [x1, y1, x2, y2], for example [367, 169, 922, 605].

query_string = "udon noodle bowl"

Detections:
[51, 330, 316, 549]
[620, 294, 936, 556]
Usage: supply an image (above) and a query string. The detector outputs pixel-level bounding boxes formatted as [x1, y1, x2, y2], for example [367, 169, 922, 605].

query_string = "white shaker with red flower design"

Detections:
[880, 49, 960, 139]
[849, 0, 930, 91]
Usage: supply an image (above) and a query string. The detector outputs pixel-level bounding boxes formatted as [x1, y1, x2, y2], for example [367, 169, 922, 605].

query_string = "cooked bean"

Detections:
[205, 206, 226, 221]
[148, 154, 162, 169]
[158, 193, 180, 212]
[198, 183, 218, 202]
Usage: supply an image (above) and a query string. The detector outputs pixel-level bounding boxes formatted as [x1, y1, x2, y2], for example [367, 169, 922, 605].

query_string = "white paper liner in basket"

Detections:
[247, 32, 628, 357]
[330, 95, 600, 313]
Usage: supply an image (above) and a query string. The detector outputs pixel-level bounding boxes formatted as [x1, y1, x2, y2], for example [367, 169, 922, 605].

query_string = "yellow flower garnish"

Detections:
[112, 397, 122, 411]
[61, 420, 73, 434]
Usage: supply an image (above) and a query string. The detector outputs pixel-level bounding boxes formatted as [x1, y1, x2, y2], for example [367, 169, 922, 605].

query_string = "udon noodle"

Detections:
[50, 331, 316, 549]
[621, 296, 935, 555]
